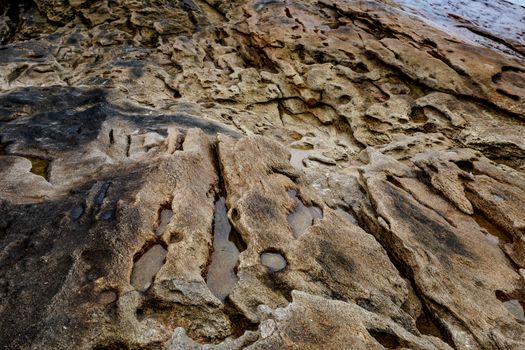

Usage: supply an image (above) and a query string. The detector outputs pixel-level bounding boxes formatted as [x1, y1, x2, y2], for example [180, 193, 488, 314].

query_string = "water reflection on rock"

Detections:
[130, 244, 167, 292]
[287, 190, 323, 238]
[260, 252, 287, 272]
[206, 197, 240, 302]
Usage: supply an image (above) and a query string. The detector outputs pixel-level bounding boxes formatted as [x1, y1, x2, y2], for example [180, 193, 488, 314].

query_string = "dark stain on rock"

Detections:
[113, 60, 147, 78]
[81, 249, 111, 283]
[0, 87, 238, 155]
[0, 40, 52, 65]
[0, 251, 73, 349]
[130, 65, 144, 78]
[386, 183, 472, 263]
[315, 239, 355, 279]
[66, 32, 83, 46]
[244, 192, 280, 224]
[150, 113, 238, 137]
[0, 167, 149, 348]
[0, 100, 109, 152]
[0, 86, 107, 122]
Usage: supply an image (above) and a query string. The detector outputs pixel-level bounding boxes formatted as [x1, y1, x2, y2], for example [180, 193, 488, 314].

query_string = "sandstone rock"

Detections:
[1, 0, 525, 348]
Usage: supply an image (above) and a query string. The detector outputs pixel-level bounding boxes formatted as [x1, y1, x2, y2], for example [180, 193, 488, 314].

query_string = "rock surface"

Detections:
[0, 0, 525, 349]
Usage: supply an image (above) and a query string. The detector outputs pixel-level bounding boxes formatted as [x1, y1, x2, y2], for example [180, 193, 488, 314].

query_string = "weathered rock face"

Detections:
[1, 0, 525, 349]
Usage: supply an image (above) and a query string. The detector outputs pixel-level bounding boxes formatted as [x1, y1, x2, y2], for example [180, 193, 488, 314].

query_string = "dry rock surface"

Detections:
[1, 0, 525, 349]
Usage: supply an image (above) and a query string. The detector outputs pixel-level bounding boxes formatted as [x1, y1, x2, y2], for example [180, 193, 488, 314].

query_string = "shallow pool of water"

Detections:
[27, 156, 49, 180]
[260, 252, 287, 272]
[130, 244, 167, 292]
[289, 148, 313, 170]
[287, 190, 323, 238]
[206, 197, 241, 302]
[155, 208, 173, 237]
[503, 300, 525, 321]
[71, 204, 84, 220]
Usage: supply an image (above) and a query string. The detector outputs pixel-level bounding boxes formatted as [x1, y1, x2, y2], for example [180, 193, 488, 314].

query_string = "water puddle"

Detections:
[27, 156, 49, 180]
[289, 148, 313, 169]
[100, 209, 115, 221]
[206, 197, 243, 302]
[287, 190, 323, 238]
[503, 300, 525, 321]
[260, 252, 287, 272]
[155, 208, 173, 237]
[71, 204, 84, 220]
[94, 182, 111, 206]
[473, 213, 512, 246]
[336, 207, 358, 225]
[130, 244, 167, 292]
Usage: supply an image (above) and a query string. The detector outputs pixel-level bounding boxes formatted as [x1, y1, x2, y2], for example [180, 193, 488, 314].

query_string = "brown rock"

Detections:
[1, 0, 525, 348]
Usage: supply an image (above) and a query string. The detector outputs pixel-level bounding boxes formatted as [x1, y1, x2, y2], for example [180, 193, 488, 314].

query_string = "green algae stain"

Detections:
[27, 157, 50, 179]
[0, 144, 49, 179]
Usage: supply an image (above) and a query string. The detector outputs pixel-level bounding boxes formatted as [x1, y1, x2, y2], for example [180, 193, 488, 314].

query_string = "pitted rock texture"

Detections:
[1, 0, 525, 349]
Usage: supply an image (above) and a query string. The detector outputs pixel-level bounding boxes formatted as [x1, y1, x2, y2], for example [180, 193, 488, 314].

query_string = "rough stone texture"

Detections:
[1, 0, 525, 349]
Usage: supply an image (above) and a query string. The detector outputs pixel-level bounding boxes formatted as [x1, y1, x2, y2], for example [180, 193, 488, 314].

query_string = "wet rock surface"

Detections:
[0, 0, 525, 349]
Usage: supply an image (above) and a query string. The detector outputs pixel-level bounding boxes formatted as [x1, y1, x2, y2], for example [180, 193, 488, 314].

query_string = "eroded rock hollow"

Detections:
[1, 0, 525, 349]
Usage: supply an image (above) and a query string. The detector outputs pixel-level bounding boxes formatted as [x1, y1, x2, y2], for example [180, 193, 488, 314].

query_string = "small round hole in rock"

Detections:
[136, 308, 145, 321]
